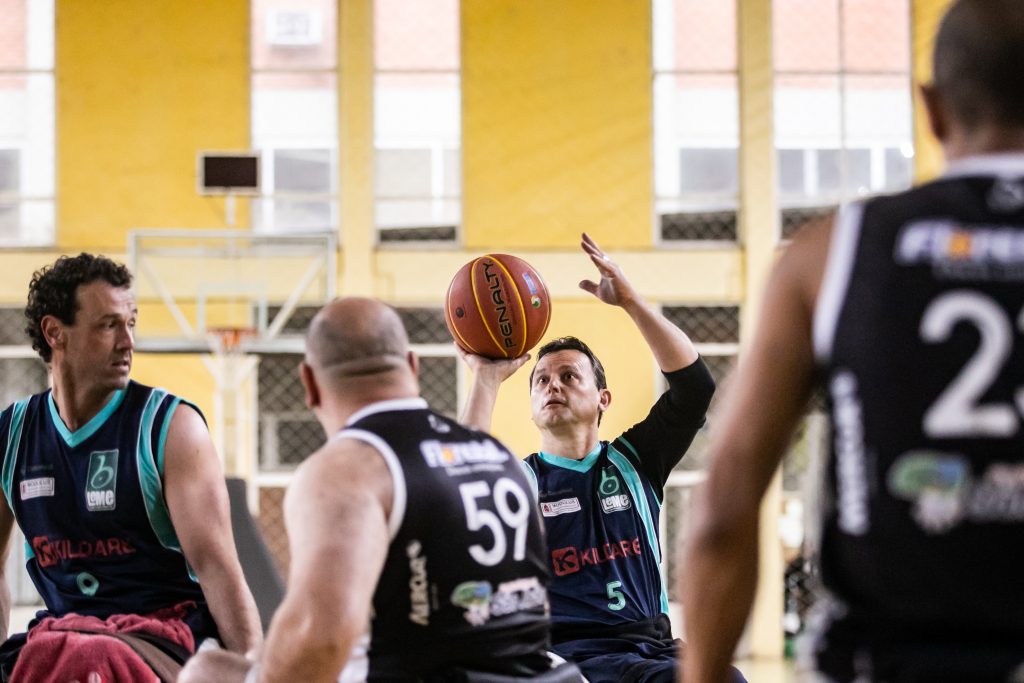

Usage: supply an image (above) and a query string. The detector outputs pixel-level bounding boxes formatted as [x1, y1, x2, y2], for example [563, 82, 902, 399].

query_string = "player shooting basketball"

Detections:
[460, 233, 744, 683]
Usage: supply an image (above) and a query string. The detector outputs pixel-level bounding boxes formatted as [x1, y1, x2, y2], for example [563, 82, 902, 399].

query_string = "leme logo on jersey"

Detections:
[540, 497, 581, 517]
[420, 439, 509, 469]
[85, 450, 118, 512]
[895, 220, 1024, 279]
[598, 468, 631, 513]
[550, 538, 642, 577]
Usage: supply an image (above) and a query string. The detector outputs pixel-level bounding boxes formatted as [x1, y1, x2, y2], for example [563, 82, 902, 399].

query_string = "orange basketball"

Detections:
[445, 254, 552, 359]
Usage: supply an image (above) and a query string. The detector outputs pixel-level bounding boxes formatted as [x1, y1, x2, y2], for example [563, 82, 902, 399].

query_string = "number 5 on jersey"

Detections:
[459, 477, 530, 567]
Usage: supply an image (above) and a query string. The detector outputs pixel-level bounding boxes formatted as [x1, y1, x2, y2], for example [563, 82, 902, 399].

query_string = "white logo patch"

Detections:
[540, 497, 581, 517]
[20, 477, 54, 501]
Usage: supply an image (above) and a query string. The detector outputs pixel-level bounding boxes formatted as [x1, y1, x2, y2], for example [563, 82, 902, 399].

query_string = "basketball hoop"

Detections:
[207, 326, 259, 355]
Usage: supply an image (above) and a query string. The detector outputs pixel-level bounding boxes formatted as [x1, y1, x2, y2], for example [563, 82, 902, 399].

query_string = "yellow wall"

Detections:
[461, 0, 653, 249]
[912, 0, 954, 182]
[57, 0, 250, 250]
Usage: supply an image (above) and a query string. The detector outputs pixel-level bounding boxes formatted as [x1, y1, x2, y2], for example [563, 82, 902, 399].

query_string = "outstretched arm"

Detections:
[579, 233, 698, 372]
[163, 405, 262, 654]
[257, 440, 392, 682]
[457, 348, 531, 432]
[681, 220, 830, 682]
[179, 440, 393, 683]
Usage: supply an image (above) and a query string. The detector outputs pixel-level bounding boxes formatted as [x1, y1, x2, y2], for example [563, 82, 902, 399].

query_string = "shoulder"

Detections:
[287, 438, 393, 517]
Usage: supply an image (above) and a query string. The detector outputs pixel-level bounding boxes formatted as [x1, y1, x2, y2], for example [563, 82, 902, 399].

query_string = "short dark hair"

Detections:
[933, 0, 1024, 130]
[25, 254, 133, 363]
[530, 336, 607, 391]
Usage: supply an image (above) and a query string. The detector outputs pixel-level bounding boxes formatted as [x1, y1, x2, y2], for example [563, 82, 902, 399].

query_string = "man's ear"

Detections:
[299, 361, 321, 410]
[407, 350, 419, 377]
[919, 83, 948, 144]
[598, 388, 612, 412]
[40, 315, 64, 353]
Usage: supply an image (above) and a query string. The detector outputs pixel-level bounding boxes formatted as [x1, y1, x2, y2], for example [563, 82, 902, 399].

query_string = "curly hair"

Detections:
[25, 254, 133, 363]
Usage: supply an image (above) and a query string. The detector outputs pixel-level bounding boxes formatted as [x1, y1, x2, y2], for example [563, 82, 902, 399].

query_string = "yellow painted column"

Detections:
[339, 0, 375, 296]
[57, 0, 250, 250]
[461, 0, 652, 249]
[911, 0, 954, 183]
[737, 0, 784, 661]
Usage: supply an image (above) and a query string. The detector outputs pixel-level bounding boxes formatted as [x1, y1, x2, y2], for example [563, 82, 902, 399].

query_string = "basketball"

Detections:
[444, 254, 552, 359]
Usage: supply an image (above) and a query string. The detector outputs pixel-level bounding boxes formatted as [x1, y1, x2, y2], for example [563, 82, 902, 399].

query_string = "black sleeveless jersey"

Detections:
[338, 398, 552, 681]
[810, 154, 1024, 677]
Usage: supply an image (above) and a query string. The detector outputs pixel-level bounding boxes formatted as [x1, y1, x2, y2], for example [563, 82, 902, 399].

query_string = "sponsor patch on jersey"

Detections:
[888, 453, 1024, 534]
[894, 220, 1024, 281]
[598, 468, 631, 513]
[407, 540, 430, 626]
[550, 538, 642, 577]
[451, 577, 546, 626]
[19, 477, 54, 500]
[420, 439, 509, 471]
[540, 497, 580, 517]
[85, 450, 118, 512]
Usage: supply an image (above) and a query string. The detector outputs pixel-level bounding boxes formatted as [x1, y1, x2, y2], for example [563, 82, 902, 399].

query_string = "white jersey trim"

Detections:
[337, 631, 370, 682]
[942, 152, 1024, 179]
[344, 397, 428, 426]
[334, 428, 407, 541]
[813, 201, 865, 363]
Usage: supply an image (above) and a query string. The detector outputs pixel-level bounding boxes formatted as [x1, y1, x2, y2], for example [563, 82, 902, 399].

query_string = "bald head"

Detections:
[305, 298, 410, 378]
[934, 0, 1024, 131]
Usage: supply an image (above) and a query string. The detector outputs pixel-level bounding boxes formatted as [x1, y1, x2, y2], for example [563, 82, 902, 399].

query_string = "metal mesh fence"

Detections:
[663, 305, 740, 345]
[257, 354, 322, 469]
[660, 210, 738, 242]
[781, 205, 836, 240]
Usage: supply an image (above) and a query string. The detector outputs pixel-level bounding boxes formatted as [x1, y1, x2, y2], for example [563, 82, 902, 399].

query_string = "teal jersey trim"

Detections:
[537, 443, 603, 472]
[23, 539, 33, 560]
[135, 389, 196, 582]
[47, 389, 126, 448]
[607, 447, 670, 616]
[2, 399, 29, 513]
[519, 459, 539, 500]
[615, 436, 664, 507]
[156, 397, 182, 475]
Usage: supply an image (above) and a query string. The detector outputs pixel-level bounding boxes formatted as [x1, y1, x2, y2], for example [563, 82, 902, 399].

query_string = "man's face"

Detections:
[58, 282, 137, 392]
[530, 349, 609, 431]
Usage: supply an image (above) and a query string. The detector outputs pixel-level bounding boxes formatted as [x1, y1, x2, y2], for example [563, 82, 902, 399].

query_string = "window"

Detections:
[660, 305, 740, 472]
[653, 0, 739, 242]
[774, 0, 913, 239]
[0, 0, 55, 245]
[374, 0, 460, 243]
[251, 0, 338, 233]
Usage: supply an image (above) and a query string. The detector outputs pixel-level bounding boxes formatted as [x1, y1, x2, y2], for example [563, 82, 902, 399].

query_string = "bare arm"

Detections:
[579, 233, 698, 372]
[258, 440, 392, 683]
[163, 405, 262, 653]
[0, 491, 14, 642]
[457, 348, 531, 432]
[681, 220, 831, 682]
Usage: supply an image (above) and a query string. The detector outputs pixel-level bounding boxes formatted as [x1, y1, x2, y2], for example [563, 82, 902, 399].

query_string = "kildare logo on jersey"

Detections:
[550, 538, 642, 577]
[598, 468, 631, 513]
[85, 450, 118, 512]
[888, 452, 1024, 533]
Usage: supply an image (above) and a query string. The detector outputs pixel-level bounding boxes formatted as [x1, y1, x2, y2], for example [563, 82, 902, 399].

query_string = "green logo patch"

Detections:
[85, 450, 118, 512]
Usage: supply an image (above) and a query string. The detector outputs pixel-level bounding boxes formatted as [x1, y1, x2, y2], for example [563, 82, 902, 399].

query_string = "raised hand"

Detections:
[457, 347, 532, 387]
[578, 232, 639, 308]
